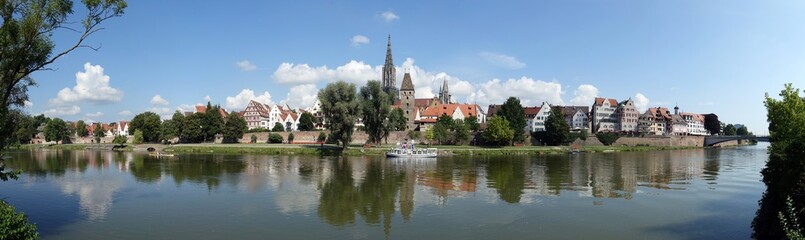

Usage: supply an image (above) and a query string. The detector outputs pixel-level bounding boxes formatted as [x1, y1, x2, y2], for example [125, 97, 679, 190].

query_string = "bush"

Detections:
[247, 127, 269, 133]
[268, 133, 283, 144]
[317, 132, 327, 143]
[596, 132, 620, 146]
[133, 129, 144, 144]
[250, 134, 257, 143]
[0, 201, 39, 240]
[325, 133, 339, 144]
[288, 133, 295, 144]
[113, 135, 127, 145]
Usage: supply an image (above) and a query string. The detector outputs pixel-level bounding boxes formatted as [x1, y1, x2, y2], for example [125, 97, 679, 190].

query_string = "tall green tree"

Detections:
[484, 116, 514, 146]
[93, 123, 104, 143]
[465, 116, 480, 132]
[298, 112, 316, 131]
[75, 120, 88, 137]
[318, 81, 360, 149]
[433, 114, 454, 145]
[452, 119, 470, 145]
[202, 103, 224, 141]
[271, 122, 285, 132]
[737, 125, 749, 136]
[44, 118, 69, 143]
[388, 108, 407, 131]
[704, 113, 721, 135]
[723, 124, 737, 136]
[166, 111, 185, 140]
[359, 80, 391, 146]
[181, 113, 205, 143]
[498, 97, 526, 144]
[222, 113, 247, 143]
[543, 106, 570, 146]
[753, 84, 805, 239]
[129, 112, 162, 143]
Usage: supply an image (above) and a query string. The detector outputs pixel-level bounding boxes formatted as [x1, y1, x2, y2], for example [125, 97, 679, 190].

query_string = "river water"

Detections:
[1, 144, 768, 239]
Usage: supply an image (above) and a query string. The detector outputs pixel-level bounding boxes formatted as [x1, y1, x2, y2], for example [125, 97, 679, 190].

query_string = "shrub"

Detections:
[268, 133, 283, 144]
[596, 132, 620, 146]
[133, 129, 144, 144]
[250, 134, 257, 143]
[288, 133, 295, 144]
[0, 200, 39, 240]
[317, 132, 327, 143]
[113, 135, 127, 145]
[325, 133, 339, 144]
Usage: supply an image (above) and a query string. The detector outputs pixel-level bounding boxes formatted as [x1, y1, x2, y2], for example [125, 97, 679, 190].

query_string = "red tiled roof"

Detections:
[594, 97, 619, 106]
[524, 107, 540, 117]
[421, 103, 477, 119]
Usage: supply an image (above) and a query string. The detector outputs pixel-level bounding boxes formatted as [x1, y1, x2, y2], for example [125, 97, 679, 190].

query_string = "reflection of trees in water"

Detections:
[484, 157, 526, 204]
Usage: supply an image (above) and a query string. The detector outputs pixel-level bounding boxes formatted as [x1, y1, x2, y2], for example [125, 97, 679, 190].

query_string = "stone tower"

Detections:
[438, 78, 451, 104]
[382, 35, 396, 95]
[400, 72, 416, 130]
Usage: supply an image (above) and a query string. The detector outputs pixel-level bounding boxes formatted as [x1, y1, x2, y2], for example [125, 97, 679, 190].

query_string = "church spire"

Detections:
[382, 34, 396, 94]
[439, 78, 450, 104]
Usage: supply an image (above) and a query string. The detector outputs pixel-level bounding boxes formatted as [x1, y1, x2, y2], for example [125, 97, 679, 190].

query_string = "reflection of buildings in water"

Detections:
[58, 172, 125, 221]
[241, 155, 327, 215]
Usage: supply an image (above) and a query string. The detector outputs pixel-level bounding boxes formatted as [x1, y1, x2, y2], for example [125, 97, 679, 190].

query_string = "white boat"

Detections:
[386, 147, 438, 158]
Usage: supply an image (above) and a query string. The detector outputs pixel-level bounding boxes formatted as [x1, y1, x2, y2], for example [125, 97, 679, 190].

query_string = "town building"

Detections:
[526, 102, 551, 132]
[680, 112, 707, 136]
[561, 106, 590, 132]
[591, 97, 619, 132]
[240, 100, 299, 131]
[639, 107, 672, 135]
[616, 98, 639, 133]
[304, 99, 325, 130]
[417, 103, 482, 130]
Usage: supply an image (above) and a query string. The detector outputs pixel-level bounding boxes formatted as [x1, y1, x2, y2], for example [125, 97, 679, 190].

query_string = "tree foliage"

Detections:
[43, 118, 68, 143]
[359, 80, 391, 145]
[129, 112, 161, 143]
[272, 122, 284, 132]
[388, 108, 407, 131]
[132, 129, 143, 144]
[318, 81, 360, 149]
[202, 103, 224, 141]
[93, 123, 104, 143]
[704, 113, 721, 135]
[298, 112, 316, 131]
[75, 120, 88, 137]
[288, 132, 295, 144]
[112, 135, 127, 145]
[317, 132, 327, 143]
[268, 133, 283, 144]
[432, 114, 454, 145]
[0, 200, 39, 240]
[160, 111, 184, 142]
[180, 113, 205, 143]
[222, 113, 247, 143]
[465, 116, 480, 132]
[498, 97, 526, 144]
[483, 116, 514, 146]
[737, 125, 749, 136]
[543, 106, 570, 146]
[596, 132, 620, 146]
[723, 124, 737, 136]
[753, 83, 805, 239]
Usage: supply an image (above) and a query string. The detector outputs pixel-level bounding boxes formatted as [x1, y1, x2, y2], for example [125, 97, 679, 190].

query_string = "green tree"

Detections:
[737, 125, 749, 136]
[543, 106, 570, 146]
[359, 80, 391, 146]
[288, 132, 295, 144]
[704, 113, 721, 135]
[250, 134, 257, 143]
[75, 120, 88, 137]
[133, 129, 144, 144]
[317, 131, 327, 143]
[268, 133, 283, 143]
[318, 81, 360, 149]
[465, 116, 480, 132]
[452, 119, 470, 145]
[0, 200, 39, 240]
[298, 112, 316, 131]
[388, 108, 407, 131]
[432, 114, 454, 145]
[596, 132, 620, 146]
[181, 113, 205, 143]
[271, 122, 284, 132]
[93, 123, 104, 143]
[129, 112, 162, 143]
[723, 124, 737, 136]
[483, 116, 514, 146]
[222, 113, 247, 143]
[168, 111, 185, 139]
[44, 118, 68, 143]
[753, 84, 805, 239]
[202, 103, 224, 141]
[498, 97, 526, 144]
[112, 135, 127, 145]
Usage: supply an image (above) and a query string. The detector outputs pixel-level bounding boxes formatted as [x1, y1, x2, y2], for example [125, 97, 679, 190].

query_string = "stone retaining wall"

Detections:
[571, 135, 705, 147]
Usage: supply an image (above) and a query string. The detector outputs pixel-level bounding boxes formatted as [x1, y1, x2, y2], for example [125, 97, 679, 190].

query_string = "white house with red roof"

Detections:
[525, 102, 552, 132]
[240, 100, 300, 131]
[416, 103, 482, 130]
[591, 97, 620, 132]
[116, 121, 130, 136]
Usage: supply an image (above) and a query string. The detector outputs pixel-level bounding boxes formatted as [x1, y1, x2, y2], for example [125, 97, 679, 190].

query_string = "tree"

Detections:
[543, 106, 570, 146]
[180, 113, 205, 143]
[359, 80, 391, 146]
[268, 133, 283, 143]
[433, 114, 454, 144]
[288, 132, 295, 144]
[737, 125, 749, 136]
[452, 119, 470, 145]
[704, 113, 721, 135]
[596, 132, 620, 146]
[0, 200, 39, 240]
[113, 135, 127, 145]
[317, 132, 327, 143]
[298, 112, 316, 131]
[129, 112, 162, 143]
[93, 123, 104, 143]
[723, 124, 737, 136]
[753, 84, 805, 239]
[318, 81, 360, 149]
[222, 113, 247, 143]
[483, 116, 514, 146]
[76, 120, 88, 137]
[202, 103, 224, 141]
[465, 116, 480, 132]
[498, 97, 526, 144]
[44, 118, 68, 143]
[133, 129, 144, 144]
[388, 108, 407, 131]
[271, 122, 285, 132]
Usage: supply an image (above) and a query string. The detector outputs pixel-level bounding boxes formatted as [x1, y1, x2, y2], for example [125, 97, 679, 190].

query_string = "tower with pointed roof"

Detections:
[400, 72, 416, 130]
[438, 78, 451, 104]
[382, 35, 396, 95]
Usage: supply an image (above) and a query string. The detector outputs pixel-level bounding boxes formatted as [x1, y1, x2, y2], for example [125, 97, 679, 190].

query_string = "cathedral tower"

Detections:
[382, 35, 396, 95]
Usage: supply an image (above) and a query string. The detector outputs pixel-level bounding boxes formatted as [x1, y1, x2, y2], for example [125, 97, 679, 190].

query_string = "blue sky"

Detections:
[24, 0, 805, 134]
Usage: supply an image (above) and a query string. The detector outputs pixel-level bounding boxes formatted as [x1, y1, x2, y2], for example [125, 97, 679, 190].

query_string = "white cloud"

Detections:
[236, 60, 257, 71]
[118, 110, 133, 116]
[381, 11, 399, 22]
[468, 77, 564, 108]
[176, 104, 196, 113]
[226, 89, 274, 110]
[398, 58, 475, 102]
[479, 52, 526, 70]
[281, 84, 318, 109]
[568, 84, 599, 106]
[49, 62, 123, 105]
[44, 105, 81, 117]
[23, 100, 33, 108]
[147, 107, 172, 115]
[351, 35, 370, 47]
[272, 60, 382, 85]
[634, 93, 650, 112]
[86, 112, 104, 118]
[150, 94, 169, 106]
[204, 95, 212, 102]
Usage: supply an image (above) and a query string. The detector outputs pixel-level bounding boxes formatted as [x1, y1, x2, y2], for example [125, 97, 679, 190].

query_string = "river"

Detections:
[1, 144, 767, 239]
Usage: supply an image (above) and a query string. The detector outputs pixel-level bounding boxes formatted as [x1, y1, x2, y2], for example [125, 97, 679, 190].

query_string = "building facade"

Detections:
[591, 97, 619, 132]
[617, 98, 639, 132]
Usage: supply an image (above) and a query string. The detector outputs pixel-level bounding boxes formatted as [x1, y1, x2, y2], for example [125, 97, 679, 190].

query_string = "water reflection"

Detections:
[4, 148, 723, 232]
